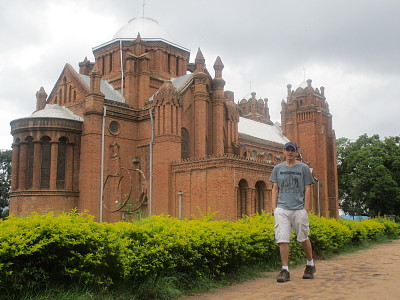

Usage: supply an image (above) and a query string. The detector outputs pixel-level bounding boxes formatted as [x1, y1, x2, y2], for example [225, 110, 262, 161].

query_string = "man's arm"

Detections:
[271, 182, 279, 211]
[304, 184, 312, 211]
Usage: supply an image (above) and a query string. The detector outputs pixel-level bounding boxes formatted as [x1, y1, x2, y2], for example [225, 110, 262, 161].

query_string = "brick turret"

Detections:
[281, 79, 338, 217]
[79, 57, 95, 75]
[35, 87, 47, 111]
[212, 56, 226, 155]
[193, 48, 208, 157]
[224, 90, 240, 154]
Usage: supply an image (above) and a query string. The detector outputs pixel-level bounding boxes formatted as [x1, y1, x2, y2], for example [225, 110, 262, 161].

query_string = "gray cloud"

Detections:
[1, 0, 399, 149]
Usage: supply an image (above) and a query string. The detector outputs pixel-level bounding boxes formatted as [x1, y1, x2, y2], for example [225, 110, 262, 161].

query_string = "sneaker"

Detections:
[277, 269, 290, 282]
[303, 264, 316, 279]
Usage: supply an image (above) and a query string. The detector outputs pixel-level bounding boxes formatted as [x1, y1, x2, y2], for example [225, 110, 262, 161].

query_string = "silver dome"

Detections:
[113, 17, 175, 42]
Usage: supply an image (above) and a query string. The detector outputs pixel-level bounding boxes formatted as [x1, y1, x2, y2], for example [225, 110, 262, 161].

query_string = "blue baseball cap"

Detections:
[284, 141, 298, 150]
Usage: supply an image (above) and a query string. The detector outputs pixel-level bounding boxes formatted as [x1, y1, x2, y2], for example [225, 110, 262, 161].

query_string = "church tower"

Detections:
[281, 79, 338, 218]
[84, 17, 191, 109]
[238, 92, 273, 125]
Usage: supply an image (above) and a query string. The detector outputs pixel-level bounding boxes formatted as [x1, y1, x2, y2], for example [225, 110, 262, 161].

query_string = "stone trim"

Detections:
[172, 154, 274, 173]
[10, 191, 79, 197]
[11, 118, 83, 135]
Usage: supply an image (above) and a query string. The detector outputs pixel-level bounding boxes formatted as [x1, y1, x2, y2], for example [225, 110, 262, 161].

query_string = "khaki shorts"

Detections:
[274, 207, 310, 243]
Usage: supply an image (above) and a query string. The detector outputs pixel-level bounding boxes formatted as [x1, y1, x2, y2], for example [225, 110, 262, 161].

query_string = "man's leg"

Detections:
[301, 239, 313, 261]
[277, 242, 291, 282]
[279, 242, 290, 266]
[301, 239, 316, 279]
[275, 208, 292, 282]
[294, 209, 316, 279]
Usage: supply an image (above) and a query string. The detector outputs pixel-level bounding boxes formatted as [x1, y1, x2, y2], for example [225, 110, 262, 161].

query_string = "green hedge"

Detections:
[0, 212, 125, 293]
[0, 211, 398, 296]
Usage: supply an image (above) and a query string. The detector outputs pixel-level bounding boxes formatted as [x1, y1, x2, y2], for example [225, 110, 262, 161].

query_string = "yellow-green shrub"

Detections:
[0, 210, 398, 296]
[115, 213, 279, 280]
[339, 220, 369, 243]
[375, 217, 400, 237]
[0, 212, 125, 293]
[309, 214, 352, 254]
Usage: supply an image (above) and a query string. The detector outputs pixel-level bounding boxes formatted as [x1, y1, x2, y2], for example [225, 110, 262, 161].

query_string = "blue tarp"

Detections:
[340, 215, 369, 221]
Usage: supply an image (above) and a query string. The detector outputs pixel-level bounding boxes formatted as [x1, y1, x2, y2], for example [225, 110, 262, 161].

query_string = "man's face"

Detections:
[284, 147, 297, 158]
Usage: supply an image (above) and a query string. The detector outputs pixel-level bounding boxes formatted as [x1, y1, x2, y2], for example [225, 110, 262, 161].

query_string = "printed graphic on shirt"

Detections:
[279, 171, 302, 193]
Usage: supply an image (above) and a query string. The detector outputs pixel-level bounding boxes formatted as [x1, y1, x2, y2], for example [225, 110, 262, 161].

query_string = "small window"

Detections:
[109, 121, 120, 135]
[176, 57, 179, 76]
[237, 179, 248, 218]
[56, 137, 67, 189]
[255, 181, 266, 214]
[26, 137, 34, 189]
[40, 136, 51, 189]
[181, 128, 190, 159]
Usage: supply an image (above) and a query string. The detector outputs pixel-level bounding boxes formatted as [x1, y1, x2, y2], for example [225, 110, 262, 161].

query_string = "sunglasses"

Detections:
[285, 148, 297, 152]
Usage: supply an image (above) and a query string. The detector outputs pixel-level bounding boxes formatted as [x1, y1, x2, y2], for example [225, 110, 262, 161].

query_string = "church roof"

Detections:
[171, 73, 194, 92]
[79, 74, 125, 103]
[114, 17, 174, 41]
[147, 73, 194, 102]
[94, 17, 189, 52]
[238, 117, 289, 144]
[27, 104, 83, 121]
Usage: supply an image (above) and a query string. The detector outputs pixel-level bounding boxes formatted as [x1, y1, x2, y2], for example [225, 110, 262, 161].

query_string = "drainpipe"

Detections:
[178, 191, 183, 220]
[310, 167, 320, 217]
[100, 105, 107, 223]
[316, 178, 320, 217]
[120, 40, 124, 97]
[149, 107, 154, 215]
[314, 176, 320, 217]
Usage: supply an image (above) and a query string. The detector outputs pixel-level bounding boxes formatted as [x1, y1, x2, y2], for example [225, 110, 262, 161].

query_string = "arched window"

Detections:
[268, 153, 273, 161]
[255, 181, 266, 214]
[26, 136, 34, 189]
[56, 137, 67, 189]
[237, 179, 248, 218]
[59, 89, 62, 105]
[168, 54, 171, 73]
[181, 128, 190, 159]
[251, 150, 257, 158]
[40, 136, 51, 188]
[63, 76, 67, 103]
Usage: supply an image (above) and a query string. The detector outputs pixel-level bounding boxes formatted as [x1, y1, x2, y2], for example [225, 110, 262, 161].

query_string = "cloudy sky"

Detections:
[0, 0, 399, 150]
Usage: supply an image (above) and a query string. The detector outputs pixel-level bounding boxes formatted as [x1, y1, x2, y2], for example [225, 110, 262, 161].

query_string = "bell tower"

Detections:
[281, 79, 338, 218]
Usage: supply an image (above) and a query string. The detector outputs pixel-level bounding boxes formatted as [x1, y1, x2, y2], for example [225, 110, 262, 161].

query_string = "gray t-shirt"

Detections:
[269, 161, 314, 210]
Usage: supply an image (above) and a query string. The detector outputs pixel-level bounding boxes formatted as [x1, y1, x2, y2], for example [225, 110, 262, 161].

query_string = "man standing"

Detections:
[269, 141, 316, 282]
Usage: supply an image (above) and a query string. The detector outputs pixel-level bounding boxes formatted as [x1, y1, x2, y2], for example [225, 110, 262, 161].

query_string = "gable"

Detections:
[47, 63, 90, 106]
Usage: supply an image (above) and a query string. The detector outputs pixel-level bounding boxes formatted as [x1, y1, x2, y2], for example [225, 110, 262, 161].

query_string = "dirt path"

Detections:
[180, 239, 400, 300]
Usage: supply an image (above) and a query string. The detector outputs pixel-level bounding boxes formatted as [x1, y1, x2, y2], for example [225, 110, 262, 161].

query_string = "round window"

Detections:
[109, 121, 120, 134]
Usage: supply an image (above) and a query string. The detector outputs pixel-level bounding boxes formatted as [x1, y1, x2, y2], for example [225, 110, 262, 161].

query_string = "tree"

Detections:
[0, 149, 12, 219]
[337, 134, 400, 217]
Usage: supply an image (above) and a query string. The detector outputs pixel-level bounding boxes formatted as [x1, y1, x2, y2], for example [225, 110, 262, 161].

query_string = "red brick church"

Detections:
[9, 17, 338, 221]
